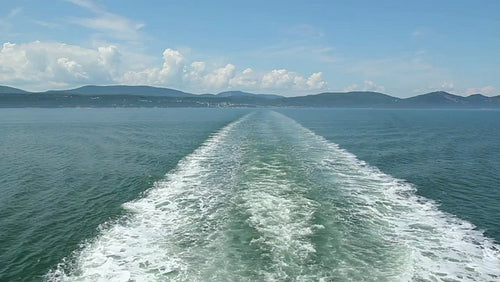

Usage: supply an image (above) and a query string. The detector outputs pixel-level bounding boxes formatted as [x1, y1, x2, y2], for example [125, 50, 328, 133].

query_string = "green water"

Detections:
[279, 108, 500, 242]
[0, 108, 250, 281]
[0, 108, 499, 281]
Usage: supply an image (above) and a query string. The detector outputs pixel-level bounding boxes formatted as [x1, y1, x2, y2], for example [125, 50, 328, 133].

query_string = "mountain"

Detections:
[398, 91, 467, 107]
[0, 86, 27, 94]
[282, 91, 400, 107]
[466, 94, 489, 102]
[463, 94, 500, 107]
[397, 91, 500, 108]
[216, 91, 283, 99]
[45, 85, 194, 97]
[1, 85, 499, 108]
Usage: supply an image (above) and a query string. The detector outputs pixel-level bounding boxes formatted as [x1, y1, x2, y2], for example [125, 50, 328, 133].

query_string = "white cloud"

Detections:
[66, 0, 100, 12]
[66, 0, 144, 41]
[119, 48, 185, 86]
[344, 80, 386, 93]
[202, 64, 236, 89]
[261, 69, 294, 88]
[229, 68, 258, 88]
[119, 49, 327, 94]
[259, 69, 326, 91]
[161, 49, 186, 77]
[98, 45, 121, 67]
[465, 86, 496, 96]
[0, 41, 121, 90]
[0, 41, 327, 94]
[56, 57, 88, 79]
[440, 81, 455, 90]
[70, 16, 144, 41]
[306, 72, 326, 89]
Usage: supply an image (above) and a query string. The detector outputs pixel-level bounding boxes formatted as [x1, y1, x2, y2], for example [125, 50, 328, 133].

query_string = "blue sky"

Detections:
[0, 0, 498, 97]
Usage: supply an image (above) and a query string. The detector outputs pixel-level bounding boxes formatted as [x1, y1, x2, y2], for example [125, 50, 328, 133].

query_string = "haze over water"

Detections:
[1, 108, 498, 281]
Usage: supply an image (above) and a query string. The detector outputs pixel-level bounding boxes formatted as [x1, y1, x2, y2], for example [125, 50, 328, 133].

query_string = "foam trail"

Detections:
[46, 110, 500, 281]
[268, 111, 500, 281]
[46, 114, 252, 281]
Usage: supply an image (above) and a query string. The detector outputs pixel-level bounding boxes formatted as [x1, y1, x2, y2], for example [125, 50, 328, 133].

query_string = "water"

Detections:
[278, 109, 500, 242]
[0, 109, 498, 281]
[0, 108, 250, 281]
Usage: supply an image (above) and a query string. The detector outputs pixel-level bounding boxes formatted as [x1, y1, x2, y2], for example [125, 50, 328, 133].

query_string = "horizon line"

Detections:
[0, 84, 498, 99]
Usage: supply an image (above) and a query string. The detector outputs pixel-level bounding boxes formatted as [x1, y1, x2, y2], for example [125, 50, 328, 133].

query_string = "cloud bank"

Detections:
[0, 41, 121, 89]
[119, 48, 326, 93]
[0, 41, 327, 94]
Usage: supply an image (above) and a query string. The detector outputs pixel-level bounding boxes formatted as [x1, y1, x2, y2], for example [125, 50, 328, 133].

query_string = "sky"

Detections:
[0, 0, 499, 97]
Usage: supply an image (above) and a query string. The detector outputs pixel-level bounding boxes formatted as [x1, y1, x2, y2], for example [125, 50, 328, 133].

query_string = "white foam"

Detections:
[240, 171, 320, 279]
[272, 111, 500, 281]
[46, 114, 251, 281]
[46, 110, 500, 281]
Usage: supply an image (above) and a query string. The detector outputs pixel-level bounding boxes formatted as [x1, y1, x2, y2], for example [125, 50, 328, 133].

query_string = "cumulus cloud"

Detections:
[465, 86, 496, 96]
[306, 72, 327, 89]
[119, 48, 327, 93]
[259, 69, 326, 91]
[119, 48, 187, 86]
[0, 41, 121, 90]
[228, 68, 258, 88]
[202, 64, 236, 89]
[98, 45, 121, 66]
[261, 69, 294, 88]
[344, 80, 386, 92]
[161, 49, 186, 78]
[0, 41, 326, 94]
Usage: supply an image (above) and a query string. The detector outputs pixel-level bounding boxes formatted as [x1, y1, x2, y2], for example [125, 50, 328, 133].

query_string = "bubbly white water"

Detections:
[47, 111, 500, 281]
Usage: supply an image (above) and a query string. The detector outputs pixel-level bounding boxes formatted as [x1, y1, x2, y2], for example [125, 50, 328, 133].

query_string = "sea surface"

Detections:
[0, 108, 498, 281]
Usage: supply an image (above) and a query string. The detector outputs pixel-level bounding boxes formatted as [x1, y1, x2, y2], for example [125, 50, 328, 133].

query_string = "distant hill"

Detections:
[398, 91, 466, 107]
[463, 94, 500, 107]
[1, 85, 499, 108]
[282, 91, 400, 107]
[45, 85, 194, 97]
[216, 91, 283, 99]
[397, 91, 500, 108]
[0, 86, 27, 94]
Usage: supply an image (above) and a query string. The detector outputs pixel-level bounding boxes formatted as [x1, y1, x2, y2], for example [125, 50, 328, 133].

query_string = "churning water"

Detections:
[1, 109, 498, 281]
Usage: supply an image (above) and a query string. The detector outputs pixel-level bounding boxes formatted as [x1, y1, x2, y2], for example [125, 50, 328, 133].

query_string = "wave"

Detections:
[46, 111, 499, 281]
